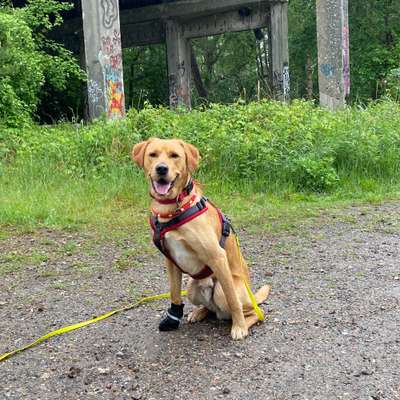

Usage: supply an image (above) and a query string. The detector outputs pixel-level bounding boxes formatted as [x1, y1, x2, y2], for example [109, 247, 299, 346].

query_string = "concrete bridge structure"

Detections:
[15, 0, 350, 119]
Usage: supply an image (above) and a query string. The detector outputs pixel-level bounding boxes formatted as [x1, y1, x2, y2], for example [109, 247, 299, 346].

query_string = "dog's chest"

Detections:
[164, 232, 205, 276]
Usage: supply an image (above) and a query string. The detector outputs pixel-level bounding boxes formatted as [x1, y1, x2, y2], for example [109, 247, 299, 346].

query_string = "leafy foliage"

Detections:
[123, 45, 169, 109]
[0, 11, 43, 126]
[123, 0, 399, 107]
[2, 100, 400, 193]
[288, 0, 400, 102]
[0, 0, 84, 126]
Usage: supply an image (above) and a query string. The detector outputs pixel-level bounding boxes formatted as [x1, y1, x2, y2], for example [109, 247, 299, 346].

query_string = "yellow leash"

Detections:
[235, 235, 265, 322]
[1, 232, 264, 363]
[0, 290, 187, 363]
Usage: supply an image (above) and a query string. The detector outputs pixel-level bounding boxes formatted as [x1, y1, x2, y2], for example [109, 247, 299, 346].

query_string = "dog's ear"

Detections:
[180, 141, 200, 173]
[131, 139, 151, 168]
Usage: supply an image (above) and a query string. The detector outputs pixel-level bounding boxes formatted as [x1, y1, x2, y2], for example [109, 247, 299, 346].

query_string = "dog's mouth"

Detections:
[151, 176, 177, 196]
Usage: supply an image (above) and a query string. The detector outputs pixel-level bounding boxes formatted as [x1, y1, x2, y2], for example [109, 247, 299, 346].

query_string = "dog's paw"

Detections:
[159, 315, 180, 331]
[231, 324, 249, 340]
[187, 306, 208, 323]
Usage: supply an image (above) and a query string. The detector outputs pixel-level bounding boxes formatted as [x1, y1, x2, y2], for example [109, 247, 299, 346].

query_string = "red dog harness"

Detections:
[149, 183, 231, 280]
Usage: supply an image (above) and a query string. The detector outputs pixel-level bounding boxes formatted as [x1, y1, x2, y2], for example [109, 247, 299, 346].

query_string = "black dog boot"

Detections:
[159, 303, 184, 331]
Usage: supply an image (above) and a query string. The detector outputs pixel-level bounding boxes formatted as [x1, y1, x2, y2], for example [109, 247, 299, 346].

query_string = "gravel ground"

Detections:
[1, 202, 400, 400]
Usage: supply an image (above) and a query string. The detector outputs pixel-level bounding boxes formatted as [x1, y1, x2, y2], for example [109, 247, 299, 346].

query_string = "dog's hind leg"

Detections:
[254, 284, 271, 304]
[188, 306, 209, 323]
[245, 313, 260, 330]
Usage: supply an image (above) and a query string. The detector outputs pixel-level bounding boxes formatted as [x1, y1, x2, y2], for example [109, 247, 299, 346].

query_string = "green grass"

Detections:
[0, 250, 49, 275]
[1, 100, 400, 236]
[1, 162, 399, 239]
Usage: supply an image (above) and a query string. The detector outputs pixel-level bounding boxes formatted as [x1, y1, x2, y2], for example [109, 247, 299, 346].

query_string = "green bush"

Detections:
[0, 11, 44, 126]
[0, 1, 84, 126]
[1, 100, 400, 194]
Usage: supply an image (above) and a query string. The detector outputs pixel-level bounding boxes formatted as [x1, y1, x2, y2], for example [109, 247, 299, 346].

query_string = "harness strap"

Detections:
[150, 197, 231, 280]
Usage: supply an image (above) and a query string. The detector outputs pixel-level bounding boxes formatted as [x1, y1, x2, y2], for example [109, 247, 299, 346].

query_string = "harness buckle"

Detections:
[197, 196, 207, 210]
[221, 214, 231, 237]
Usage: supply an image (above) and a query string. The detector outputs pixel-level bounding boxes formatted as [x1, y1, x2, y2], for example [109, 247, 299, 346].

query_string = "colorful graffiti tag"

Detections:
[99, 29, 125, 118]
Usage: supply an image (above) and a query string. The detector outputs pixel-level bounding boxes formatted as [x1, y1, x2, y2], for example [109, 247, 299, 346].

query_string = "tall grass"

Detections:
[1, 100, 400, 229]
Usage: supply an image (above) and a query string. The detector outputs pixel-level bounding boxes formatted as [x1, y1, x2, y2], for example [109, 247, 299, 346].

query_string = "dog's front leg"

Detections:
[210, 252, 248, 340]
[159, 259, 184, 331]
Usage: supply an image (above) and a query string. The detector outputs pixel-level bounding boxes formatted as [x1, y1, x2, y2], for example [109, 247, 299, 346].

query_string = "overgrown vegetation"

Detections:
[123, 0, 400, 108]
[1, 100, 400, 229]
[0, 0, 84, 126]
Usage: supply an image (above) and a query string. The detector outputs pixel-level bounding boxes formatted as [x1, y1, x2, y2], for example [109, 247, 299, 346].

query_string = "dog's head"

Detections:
[131, 138, 200, 199]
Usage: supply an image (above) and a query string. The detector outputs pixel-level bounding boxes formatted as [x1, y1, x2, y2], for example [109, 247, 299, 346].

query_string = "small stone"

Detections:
[222, 388, 231, 394]
[40, 372, 50, 380]
[67, 366, 81, 379]
[106, 383, 112, 389]
[83, 376, 92, 385]
[361, 370, 373, 376]
[98, 367, 110, 375]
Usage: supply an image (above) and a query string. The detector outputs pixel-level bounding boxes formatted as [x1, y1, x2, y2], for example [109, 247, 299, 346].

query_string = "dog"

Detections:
[131, 138, 270, 340]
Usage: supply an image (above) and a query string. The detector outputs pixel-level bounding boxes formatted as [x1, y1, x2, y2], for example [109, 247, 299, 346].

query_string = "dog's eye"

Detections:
[148, 152, 157, 158]
[170, 153, 179, 159]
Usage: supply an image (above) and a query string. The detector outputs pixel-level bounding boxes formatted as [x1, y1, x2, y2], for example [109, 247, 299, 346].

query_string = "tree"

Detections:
[0, 0, 85, 125]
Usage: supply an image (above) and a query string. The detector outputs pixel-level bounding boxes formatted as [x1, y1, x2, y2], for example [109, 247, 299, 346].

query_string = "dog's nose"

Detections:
[156, 163, 168, 176]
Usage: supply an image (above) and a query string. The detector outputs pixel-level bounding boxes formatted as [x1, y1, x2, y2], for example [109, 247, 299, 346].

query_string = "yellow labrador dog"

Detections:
[132, 138, 270, 340]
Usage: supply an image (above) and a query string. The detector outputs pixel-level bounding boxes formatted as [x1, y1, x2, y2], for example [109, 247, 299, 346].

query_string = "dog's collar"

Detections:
[150, 178, 194, 205]
[152, 194, 197, 219]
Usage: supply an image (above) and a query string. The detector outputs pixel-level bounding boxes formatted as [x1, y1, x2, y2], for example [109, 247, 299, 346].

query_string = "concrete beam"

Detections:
[120, 5, 269, 48]
[57, 0, 281, 50]
[121, 21, 165, 47]
[316, 0, 350, 109]
[269, 1, 289, 100]
[82, 0, 125, 120]
[165, 20, 191, 109]
[120, 0, 284, 25]
[181, 4, 269, 39]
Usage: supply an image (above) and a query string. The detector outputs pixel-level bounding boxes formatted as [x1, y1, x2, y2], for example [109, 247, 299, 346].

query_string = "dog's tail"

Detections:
[254, 284, 271, 305]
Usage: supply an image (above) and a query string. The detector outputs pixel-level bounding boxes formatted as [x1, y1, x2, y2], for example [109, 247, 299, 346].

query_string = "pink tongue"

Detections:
[154, 181, 171, 195]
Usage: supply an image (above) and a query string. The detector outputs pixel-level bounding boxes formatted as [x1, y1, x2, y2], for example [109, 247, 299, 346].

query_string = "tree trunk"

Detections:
[306, 53, 313, 99]
[190, 44, 207, 99]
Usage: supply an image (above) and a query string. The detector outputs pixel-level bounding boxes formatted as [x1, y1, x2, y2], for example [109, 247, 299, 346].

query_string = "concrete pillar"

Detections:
[81, 0, 125, 120]
[269, 1, 290, 101]
[316, 0, 350, 110]
[165, 20, 191, 109]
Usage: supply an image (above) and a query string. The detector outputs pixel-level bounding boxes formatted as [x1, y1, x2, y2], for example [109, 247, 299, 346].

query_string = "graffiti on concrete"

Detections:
[101, 0, 118, 29]
[342, 25, 350, 96]
[87, 79, 105, 115]
[99, 29, 125, 118]
[320, 63, 334, 78]
[273, 63, 290, 100]
[177, 60, 185, 77]
[169, 73, 189, 108]
[283, 63, 290, 101]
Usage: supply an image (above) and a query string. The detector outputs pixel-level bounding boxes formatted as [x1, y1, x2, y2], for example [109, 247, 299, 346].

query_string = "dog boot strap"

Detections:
[159, 303, 184, 331]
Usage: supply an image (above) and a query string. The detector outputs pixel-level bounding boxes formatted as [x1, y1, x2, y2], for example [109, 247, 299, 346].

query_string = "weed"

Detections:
[62, 240, 77, 254]
[39, 268, 59, 278]
[52, 281, 66, 290]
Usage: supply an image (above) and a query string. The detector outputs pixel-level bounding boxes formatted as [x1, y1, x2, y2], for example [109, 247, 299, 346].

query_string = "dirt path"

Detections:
[1, 203, 400, 400]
